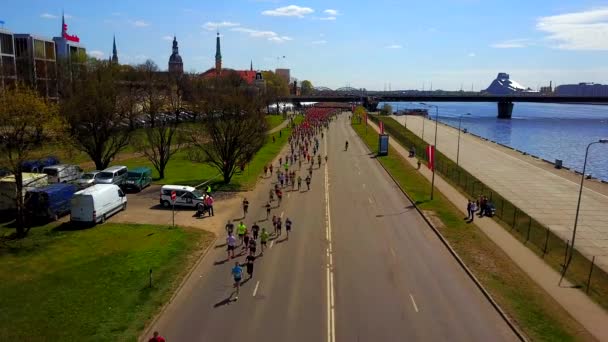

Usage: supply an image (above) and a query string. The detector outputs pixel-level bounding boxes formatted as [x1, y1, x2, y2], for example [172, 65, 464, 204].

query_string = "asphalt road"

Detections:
[145, 114, 518, 342]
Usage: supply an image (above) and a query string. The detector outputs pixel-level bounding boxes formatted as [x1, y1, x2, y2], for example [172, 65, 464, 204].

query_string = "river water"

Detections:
[382, 102, 608, 181]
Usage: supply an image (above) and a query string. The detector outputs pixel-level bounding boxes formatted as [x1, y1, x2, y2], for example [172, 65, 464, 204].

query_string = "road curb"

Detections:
[354, 125, 528, 342]
[139, 231, 219, 341]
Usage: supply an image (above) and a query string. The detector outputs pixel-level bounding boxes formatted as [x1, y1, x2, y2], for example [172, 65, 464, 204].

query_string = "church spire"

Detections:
[111, 35, 118, 64]
[215, 32, 222, 74]
[250, 60, 253, 72]
[61, 11, 66, 36]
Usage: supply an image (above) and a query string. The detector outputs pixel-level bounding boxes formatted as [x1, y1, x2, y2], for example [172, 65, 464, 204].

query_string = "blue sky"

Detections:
[2, 0, 608, 90]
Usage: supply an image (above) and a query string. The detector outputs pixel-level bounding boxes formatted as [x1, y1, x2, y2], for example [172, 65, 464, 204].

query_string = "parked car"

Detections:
[42, 164, 83, 183]
[70, 184, 127, 225]
[95, 165, 128, 186]
[25, 183, 77, 221]
[21, 156, 60, 173]
[75, 170, 101, 188]
[123, 167, 152, 192]
[160, 185, 205, 209]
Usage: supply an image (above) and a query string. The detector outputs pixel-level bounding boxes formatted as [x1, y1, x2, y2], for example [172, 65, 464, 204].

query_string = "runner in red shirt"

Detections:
[149, 331, 166, 342]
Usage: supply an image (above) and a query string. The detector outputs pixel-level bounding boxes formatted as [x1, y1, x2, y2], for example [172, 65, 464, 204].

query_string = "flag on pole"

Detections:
[0, 20, 5, 25]
[379, 121, 384, 134]
[426, 145, 435, 170]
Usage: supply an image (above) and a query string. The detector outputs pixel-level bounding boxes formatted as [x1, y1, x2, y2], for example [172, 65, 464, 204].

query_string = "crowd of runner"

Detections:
[228, 107, 339, 300]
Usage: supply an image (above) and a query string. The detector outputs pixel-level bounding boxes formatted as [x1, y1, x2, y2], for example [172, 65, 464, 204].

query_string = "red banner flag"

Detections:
[379, 121, 384, 134]
[426, 145, 435, 170]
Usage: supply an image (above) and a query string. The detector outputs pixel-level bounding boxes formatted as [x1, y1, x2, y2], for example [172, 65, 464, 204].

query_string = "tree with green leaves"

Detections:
[301, 80, 313, 95]
[381, 103, 393, 115]
[0, 85, 61, 237]
[262, 71, 289, 114]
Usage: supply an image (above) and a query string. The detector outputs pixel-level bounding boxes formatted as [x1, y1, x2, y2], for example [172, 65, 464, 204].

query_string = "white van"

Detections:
[42, 164, 83, 183]
[95, 166, 128, 186]
[160, 185, 205, 208]
[70, 184, 127, 224]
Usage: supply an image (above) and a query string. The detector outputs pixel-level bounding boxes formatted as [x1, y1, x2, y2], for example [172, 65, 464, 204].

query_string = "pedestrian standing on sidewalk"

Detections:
[466, 200, 472, 220]
[270, 164, 274, 175]
[470, 201, 477, 222]
[417, 159, 421, 170]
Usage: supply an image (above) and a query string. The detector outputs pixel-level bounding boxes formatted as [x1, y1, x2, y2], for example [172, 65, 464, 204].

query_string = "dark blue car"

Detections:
[25, 183, 77, 221]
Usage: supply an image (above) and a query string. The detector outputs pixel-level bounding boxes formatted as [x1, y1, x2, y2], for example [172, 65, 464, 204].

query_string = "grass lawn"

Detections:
[113, 116, 301, 191]
[352, 122, 593, 342]
[265, 115, 285, 131]
[0, 222, 213, 341]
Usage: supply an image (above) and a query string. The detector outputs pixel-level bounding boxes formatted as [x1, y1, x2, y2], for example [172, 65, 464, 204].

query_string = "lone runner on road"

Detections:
[232, 262, 243, 300]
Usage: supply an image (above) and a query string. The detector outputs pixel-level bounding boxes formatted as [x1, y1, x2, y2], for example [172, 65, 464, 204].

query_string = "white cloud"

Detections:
[320, 16, 336, 21]
[40, 13, 58, 19]
[88, 50, 105, 59]
[132, 20, 150, 27]
[386, 44, 402, 49]
[468, 52, 476, 57]
[162, 35, 173, 41]
[262, 5, 314, 17]
[203, 21, 240, 31]
[324, 9, 339, 16]
[537, 7, 608, 50]
[64, 14, 73, 19]
[490, 39, 530, 48]
[231, 27, 292, 42]
[312, 40, 327, 44]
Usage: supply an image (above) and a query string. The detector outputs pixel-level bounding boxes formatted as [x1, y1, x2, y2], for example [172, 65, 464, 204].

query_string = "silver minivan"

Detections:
[95, 166, 128, 186]
[42, 164, 83, 183]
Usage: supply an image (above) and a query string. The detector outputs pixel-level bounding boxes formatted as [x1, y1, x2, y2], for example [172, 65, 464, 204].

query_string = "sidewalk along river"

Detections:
[382, 102, 608, 181]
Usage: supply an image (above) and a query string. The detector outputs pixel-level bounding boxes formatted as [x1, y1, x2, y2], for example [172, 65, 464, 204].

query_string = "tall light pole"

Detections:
[457, 113, 471, 166]
[421, 103, 439, 200]
[561, 138, 608, 282]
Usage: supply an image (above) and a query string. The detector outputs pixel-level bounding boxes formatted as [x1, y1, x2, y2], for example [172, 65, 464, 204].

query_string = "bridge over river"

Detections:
[280, 93, 608, 118]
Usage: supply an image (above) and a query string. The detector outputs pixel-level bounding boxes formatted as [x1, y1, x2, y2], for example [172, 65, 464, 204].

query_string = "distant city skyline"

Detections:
[2, 0, 608, 90]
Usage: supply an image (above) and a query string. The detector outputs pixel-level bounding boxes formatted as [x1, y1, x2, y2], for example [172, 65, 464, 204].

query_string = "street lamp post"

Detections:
[456, 113, 471, 166]
[421, 103, 439, 200]
[561, 138, 608, 283]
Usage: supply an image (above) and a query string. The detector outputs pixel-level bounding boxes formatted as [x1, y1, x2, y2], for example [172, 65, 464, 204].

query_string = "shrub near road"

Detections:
[0, 222, 213, 341]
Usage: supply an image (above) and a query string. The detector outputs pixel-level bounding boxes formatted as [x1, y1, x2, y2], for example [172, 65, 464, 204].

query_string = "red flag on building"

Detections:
[379, 121, 384, 134]
[426, 145, 435, 170]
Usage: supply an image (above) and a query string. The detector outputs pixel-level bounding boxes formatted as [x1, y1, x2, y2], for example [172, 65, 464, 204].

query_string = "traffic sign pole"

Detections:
[171, 191, 176, 227]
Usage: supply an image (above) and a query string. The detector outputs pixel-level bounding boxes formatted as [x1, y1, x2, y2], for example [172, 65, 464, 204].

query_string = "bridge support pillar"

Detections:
[363, 97, 379, 112]
[497, 101, 513, 119]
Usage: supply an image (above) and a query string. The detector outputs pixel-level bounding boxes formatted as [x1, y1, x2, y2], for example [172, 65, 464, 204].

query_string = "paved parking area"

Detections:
[108, 185, 241, 236]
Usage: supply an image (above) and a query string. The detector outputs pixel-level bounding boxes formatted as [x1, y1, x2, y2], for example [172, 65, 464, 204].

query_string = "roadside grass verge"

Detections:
[0, 222, 213, 341]
[265, 115, 285, 131]
[373, 115, 608, 312]
[352, 122, 594, 342]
